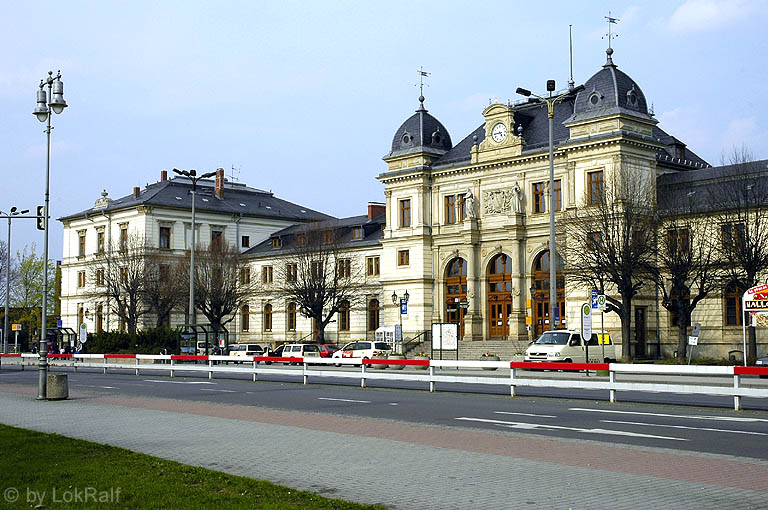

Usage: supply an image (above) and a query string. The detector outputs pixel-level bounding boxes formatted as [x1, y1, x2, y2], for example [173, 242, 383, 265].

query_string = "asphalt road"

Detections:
[2, 365, 768, 461]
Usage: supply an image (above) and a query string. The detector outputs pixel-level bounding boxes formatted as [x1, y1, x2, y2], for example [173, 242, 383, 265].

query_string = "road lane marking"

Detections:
[201, 389, 236, 393]
[600, 420, 768, 436]
[318, 397, 371, 404]
[456, 417, 687, 441]
[388, 403, 399, 406]
[569, 407, 768, 423]
[74, 384, 117, 389]
[495, 411, 556, 418]
[143, 379, 215, 385]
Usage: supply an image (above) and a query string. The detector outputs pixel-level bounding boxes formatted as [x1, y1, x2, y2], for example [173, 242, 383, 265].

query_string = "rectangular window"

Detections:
[272, 237, 282, 249]
[721, 223, 746, 251]
[78, 232, 86, 257]
[261, 266, 273, 284]
[667, 228, 690, 256]
[96, 269, 105, 287]
[97, 231, 105, 255]
[323, 230, 334, 244]
[352, 227, 363, 240]
[159, 226, 171, 249]
[398, 249, 409, 266]
[120, 267, 129, 284]
[241, 235, 250, 248]
[120, 226, 128, 252]
[533, 182, 546, 213]
[337, 259, 351, 278]
[553, 179, 562, 211]
[339, 303, 350, 331]
[399, 199, 411, 228]
[240, 267, 251, 285]
[211, 230, 223, 248]
[296, 233, 306, 246]
[287, 303, 297, 331]
[77, 270, 86, 288]
[587, 231, 604, 251]
[588, 170, 604, 205]
[725, 285, 743, 326]
[366, 256, 380, 277]
[286, 263, 298, 282]
[445, 195, 456, 225]
[311, 261, 323, 279]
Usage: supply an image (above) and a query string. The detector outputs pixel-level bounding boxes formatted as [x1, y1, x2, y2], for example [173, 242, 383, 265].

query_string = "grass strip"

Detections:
[0, 424, 385, 509]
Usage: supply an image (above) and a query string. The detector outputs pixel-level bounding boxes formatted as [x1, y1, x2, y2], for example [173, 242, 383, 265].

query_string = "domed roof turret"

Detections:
[572, 48, 651, 120]
[387, 96, 452, 157]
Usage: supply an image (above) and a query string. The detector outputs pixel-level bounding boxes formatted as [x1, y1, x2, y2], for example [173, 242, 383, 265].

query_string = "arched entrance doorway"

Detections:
[445, 258, 467, 338]
[488, 254, 513, 339]
[532, 251, 565, 338]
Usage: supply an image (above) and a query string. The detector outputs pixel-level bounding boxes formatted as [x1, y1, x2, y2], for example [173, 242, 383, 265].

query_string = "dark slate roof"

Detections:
[59, 177, 333, 223]
[244, 213, 385, 259]
[570, 49, 651, 122]
[653, 126, 710, 170]
[386, 99, 452, 158]
[657, 159, 768, 213]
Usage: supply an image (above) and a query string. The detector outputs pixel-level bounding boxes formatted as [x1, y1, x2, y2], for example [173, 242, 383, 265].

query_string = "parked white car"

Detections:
[281, 344, 322, 364]
[228, 344, 264, 362]
[331, 341, 392, 364]
[524, 330, 617, 363]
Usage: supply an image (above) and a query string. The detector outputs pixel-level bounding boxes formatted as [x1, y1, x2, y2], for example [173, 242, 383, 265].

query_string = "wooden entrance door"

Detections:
[489, 300, 513, 338]
[445, 258, 467, 338]
[488, 254, 514, 339]
[532, 251, 565, 338]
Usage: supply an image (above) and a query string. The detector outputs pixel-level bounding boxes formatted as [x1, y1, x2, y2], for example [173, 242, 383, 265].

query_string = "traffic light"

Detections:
[36, 205, 45, 231]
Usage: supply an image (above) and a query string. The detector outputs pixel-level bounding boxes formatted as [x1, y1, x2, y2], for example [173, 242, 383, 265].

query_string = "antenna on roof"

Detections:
[230, 165, 240, 183]
[568, 24, 575, 91]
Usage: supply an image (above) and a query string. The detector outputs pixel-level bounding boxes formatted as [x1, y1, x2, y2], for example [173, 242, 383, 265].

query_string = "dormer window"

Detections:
[402, 133, 411, 144]
[272, 237, 281, 249]
[588, 92, 601, 106]
[352, 227, 363, 240]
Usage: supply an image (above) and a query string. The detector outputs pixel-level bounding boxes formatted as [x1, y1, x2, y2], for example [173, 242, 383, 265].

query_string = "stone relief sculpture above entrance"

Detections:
[483, 183, 524, 216]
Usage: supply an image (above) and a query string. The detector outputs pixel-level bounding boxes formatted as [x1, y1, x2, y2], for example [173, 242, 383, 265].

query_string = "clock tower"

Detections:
[472, 103, 524, 164]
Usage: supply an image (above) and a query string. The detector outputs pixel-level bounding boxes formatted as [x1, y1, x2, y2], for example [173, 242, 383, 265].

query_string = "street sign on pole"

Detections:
[591, 290, 599, 310]
[580, 303, 592, 341]
[11, 324, 21, 331]
[400, 299, 408, 315]
[79, 323, 87, 344]
[597, 295, 606, 311]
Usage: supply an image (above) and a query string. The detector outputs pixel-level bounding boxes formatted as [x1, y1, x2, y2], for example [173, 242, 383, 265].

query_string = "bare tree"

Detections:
[181, 241, 257, 340]
[274, 223, 366, 343]
[88, 232, 150, 334]
[710, 148, 768, 361]
[11, 244, 55, 340]
[143, 251, 186, 328]
[559, 166, 658, 361]
[655, 190, 721, 360]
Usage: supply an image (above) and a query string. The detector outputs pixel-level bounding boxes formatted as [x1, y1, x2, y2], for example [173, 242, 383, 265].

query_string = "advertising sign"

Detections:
[400, 299, 408, 315]
[79, 323, 88, 343]
[431, 323, 457, 350]
[580, 303, 592, 341]
[591, 290, 599, 310]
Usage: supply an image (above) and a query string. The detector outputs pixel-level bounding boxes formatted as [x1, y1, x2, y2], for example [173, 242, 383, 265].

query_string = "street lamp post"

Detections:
[516, 81, 583, 332]
[172, 169, 216, 328]
[391, 290, 409, 351]
[33, 70, 67, 400]
[2, 207, 30, 353]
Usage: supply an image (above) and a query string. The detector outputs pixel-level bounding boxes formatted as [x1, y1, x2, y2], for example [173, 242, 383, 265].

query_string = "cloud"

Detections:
[721, 117, 767, 157]
[667, 0, 756, 33]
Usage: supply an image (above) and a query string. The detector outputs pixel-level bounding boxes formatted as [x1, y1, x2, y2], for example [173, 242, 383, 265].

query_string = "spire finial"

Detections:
[602, 11, 619, 65]
[416, 67, 430, 109]
[568, 24, 575, 91]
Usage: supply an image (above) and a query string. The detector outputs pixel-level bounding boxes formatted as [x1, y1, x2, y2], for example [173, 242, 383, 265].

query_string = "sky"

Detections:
[1, 0, 767, 261]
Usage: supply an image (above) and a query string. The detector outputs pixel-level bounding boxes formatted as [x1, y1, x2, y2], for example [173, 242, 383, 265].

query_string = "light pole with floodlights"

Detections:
[33, 70, 67, 400]
[1, 207, 30, 353]
[516, 81, 583, 331]
[172, 168, 217, 327]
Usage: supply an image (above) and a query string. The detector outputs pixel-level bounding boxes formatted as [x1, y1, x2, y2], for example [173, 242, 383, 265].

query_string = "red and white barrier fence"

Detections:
[2, 353, 767, 410]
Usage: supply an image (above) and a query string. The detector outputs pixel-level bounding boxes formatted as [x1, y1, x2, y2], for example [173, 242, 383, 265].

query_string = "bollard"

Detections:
[429, 366, 435, 393]
[46, 373, 69, 400]
[734, 374, 742, 411]
[609, 370, 617, 403]
[510, 367, 516, 397]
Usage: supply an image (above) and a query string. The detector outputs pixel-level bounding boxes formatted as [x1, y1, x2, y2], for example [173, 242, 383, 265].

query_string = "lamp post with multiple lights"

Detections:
[33, 70, 67, 400]
[391, 290, 409, 350]
[516, 81, 583, 332]
[1, 207, 30, 353]
[172, 168, 217, 327]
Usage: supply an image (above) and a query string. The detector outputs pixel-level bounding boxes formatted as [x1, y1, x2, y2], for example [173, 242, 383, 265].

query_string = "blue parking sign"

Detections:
[591, 290, 599, 310]
[400, 299, 408, 315]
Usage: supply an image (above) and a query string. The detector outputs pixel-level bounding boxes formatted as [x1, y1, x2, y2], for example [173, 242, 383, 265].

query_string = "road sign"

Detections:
[56, 319, 63, 328]
[553, 305, 560, 325]
[688, 336, 699, 346]
[597, 295, 606, 311]
[79, 323, 88, 343]
[691, 322, 701, 338]
[11, 324, 21, 331]
[580, 303, 592, 341]
[400, 299, 408, 315]
[591, 290, 599, 310]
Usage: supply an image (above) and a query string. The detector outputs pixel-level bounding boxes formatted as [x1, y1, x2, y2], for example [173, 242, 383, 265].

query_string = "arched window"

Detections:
[78, 305, 84, 327]
[96, 305, 104, 333]
[339, 300, 350, 331]
[241, 304, 250, 332]
[532, 250, 565, 337]
[445, 258, 467, 337]
[287, 302, 297, 331]
[263, 304, 272, 332]
[368, 299, 380, 331]
[488, 254, 513, 338]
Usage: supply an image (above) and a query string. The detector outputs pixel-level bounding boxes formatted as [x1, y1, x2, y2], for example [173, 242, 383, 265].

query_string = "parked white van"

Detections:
[524, 330, 617, 363]
[281, 343, 322, 364]
[229, 344, 264, 361]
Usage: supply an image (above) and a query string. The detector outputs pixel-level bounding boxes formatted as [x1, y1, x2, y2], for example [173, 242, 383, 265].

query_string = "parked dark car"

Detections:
[263, 344, 286, 365]
[317, 344, 338, 358]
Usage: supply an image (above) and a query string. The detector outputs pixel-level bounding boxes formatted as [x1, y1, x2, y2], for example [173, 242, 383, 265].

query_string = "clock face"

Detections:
[491, 122, 507, 143]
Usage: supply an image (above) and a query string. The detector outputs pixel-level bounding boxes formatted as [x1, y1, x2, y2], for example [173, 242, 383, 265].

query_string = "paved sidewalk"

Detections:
[0, 384, 766, 509]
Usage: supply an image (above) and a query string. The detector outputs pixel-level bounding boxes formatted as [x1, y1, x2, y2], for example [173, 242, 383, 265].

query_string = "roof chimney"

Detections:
[133, 186, 141, 199]
[161, 170, 168, 182]
[215, 167, 225, 199]
[368, 202, 386, 220]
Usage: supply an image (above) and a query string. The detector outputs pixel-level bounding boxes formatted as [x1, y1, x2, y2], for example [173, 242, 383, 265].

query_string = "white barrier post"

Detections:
[135, 357, 140, 376]
[208, 359, 213, 380]
[609, 369, 617, 403]
[103, 357, 108, 374]
[429, 365, 435, 393]
[510, 367, 516, 397]
[303, 362, 308, 385]
[74, 357, 78, 373]
[361, 363, 366, 389]
[170, 358, 175, 378]
[252, 360, 257, 382]
[734, 374, 742, 411]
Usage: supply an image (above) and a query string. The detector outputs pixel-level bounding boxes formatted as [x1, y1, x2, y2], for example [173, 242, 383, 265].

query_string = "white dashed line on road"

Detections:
[143, 379, 216, 385]
[318, 397, 371, 404]
[495, 411, 556, 418]
[600, 420, 768, 436]
[456, 417, 688, 441]
[570, 407, 768, 423]
[201, 389, 236, 393]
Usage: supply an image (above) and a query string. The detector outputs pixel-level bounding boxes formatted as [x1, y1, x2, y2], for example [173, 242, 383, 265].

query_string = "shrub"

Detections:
[86, 328, 180, 354]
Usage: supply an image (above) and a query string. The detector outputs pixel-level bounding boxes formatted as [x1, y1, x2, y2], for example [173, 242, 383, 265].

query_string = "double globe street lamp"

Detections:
[33, 70, 68, 400]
